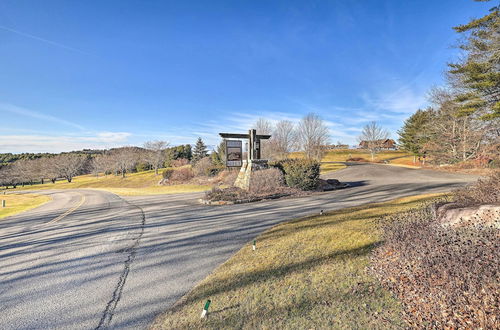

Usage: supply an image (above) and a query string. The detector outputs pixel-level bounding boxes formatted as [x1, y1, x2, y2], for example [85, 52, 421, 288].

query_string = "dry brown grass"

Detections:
[453, 170, 500, 207]
[8, 169, 211, 196]
[320, 162, 346, 173]
[372, 205, 498, 328]
[0, 193, 51, 219]
[291, 149, 416, 165]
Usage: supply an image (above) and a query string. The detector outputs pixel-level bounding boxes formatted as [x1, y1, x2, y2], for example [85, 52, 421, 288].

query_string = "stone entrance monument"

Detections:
[219, 129, 271, 190]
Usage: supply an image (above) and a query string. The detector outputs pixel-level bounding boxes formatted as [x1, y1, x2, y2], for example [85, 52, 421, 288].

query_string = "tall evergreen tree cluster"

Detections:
[399, 0, 499, 165]
[164, 144, 192, 166]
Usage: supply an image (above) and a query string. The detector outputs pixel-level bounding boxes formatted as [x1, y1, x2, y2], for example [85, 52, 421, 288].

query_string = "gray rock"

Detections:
[436, 203, 500, 228]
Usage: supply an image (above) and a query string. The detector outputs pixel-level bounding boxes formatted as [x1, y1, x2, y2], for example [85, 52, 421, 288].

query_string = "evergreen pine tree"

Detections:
[210, 141, 226, 166]
[448, 0, 499, 120]
[192, 137, 208, 163]
[398, 109, 433, 163]
[183, 144, 193, 160]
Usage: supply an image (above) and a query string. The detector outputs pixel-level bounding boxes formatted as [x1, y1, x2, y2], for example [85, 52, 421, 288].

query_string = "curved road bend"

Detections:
[0, 163, 478, 329]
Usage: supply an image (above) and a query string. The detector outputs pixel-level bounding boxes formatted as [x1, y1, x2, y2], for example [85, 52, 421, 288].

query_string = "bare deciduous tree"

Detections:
[91, 154, 115, 177]
[0, 164, 20, 188]
[111, 147, 138, 178]
[13, 159, 33, 186]
[31, 158, 46, 184]
[143, 140, 169, 175]
[54, 154, 86, 183]
[253, 118, 274, 159]
[42, 157, 61, 183]
[358, 121, 390, 161]
[270, 120, 297, 160]
[297, 113, 330, 161]
[424, 87, 494, 164]
[254, 118, 273, 135]
[0, 167, 8, 188]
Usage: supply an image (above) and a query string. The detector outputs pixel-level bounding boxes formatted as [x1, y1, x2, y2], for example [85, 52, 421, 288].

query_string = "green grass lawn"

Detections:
[7, 170, 211, 196]
[0, 193, 51, 219]
[152, 193, 442, 329]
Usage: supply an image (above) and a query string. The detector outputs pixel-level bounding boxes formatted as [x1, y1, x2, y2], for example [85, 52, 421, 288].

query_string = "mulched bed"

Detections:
[200, 179, 349, 205]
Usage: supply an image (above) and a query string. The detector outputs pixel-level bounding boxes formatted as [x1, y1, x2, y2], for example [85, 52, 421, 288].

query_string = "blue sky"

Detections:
[0, 0, 491, 153]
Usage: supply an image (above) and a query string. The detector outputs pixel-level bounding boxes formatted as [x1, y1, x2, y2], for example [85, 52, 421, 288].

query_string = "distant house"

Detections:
[327, 144, 350, 150]
[358, 139, 397, 150]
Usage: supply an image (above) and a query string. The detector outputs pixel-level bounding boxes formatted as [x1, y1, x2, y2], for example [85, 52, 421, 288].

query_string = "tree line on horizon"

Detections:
[0, 144, 195, 188]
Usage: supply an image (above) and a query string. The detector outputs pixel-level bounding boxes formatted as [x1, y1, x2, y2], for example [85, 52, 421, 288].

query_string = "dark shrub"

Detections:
[346, 157, 368, 162]
[162, 168, 174, 180]
[488, 158, 500, 169]
[170, 167, 194, 182]
[135, 162, 149, 172]
[207, 165, 224, 177]
[272, 159, 320, 190]
[269, 160, 286, 174]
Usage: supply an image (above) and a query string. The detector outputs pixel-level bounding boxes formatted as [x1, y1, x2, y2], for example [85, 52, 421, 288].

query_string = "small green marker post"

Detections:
[1, 200, 5, 208]
[200, 299, 211, 318]
[252, 240, 256, 251]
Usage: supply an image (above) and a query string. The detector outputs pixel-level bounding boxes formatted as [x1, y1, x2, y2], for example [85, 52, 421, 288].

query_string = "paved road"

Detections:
[0, 164, 477, 329]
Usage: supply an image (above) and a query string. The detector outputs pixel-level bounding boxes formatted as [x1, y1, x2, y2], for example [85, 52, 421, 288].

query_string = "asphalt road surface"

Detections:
[0, 163, 478, 329]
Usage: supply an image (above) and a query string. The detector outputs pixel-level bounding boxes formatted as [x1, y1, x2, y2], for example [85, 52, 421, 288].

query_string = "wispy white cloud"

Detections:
[0, 103, 85, 131]
[83, 132, 131, 143]
[0, 25, 88, 54]
[0, 131, 132, 153]
[360, 84, 428, 114]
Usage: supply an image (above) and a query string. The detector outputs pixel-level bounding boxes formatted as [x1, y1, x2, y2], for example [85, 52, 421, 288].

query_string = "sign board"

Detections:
[225, 140, 242, 167]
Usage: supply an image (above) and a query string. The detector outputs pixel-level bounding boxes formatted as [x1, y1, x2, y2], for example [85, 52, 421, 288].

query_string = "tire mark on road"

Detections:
[95, 198, 146, 330]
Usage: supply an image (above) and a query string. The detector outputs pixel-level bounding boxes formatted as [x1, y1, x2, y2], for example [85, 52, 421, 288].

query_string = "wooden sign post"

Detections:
[219, 129, 271, 190]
